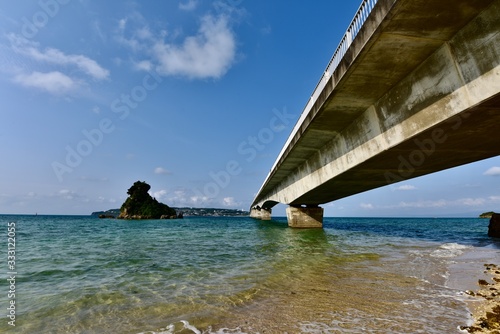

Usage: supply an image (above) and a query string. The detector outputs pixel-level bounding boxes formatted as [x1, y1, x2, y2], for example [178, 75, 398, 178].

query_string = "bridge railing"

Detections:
[269, 0, 379, 174]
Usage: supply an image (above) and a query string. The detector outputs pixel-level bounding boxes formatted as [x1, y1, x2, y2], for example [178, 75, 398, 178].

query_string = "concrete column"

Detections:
[250, 207, 272, 221]
[286, 205, 323, 228]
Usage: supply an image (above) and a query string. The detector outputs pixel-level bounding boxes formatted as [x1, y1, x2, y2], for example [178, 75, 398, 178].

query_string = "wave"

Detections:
[138, 320, 247, 334]
[430, 243, 471, 258]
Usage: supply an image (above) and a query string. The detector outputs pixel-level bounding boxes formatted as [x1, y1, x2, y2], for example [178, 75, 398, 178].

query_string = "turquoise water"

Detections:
[0, 215, 499, 333]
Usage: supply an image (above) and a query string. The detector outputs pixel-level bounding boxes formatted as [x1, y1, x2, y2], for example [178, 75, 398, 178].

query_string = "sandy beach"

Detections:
[461, 263, 500, 333]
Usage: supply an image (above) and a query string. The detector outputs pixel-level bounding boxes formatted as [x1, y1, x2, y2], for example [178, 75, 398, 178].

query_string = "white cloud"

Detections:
[58, 189, 76, 200]
[136, 26, 153, 40]
[457, 198, 486, 206]
[222, 196, 240, 207]
[153, 15, 236, 79]
[8, 34, 109, 80]
[393, 197, 493, 209]
[115, 14, 152, 52]
[190, 195, 212, 206]
[118, 18, 127, 30]
[168, 190, 188, 204]
[179, 0, 198, 11]
[395, 184, 416, 191]
[484, 167, 500, 176]
[397, 200, 448, 208]
[134, 60, 153, 71]
[14, 71, 77, 94]
[114, 10, 237, 79]
[489, 196, 500, 203]
[151, 189, 168, 201]
[360, 203, 374, 209]
[154, 167, 172, 175]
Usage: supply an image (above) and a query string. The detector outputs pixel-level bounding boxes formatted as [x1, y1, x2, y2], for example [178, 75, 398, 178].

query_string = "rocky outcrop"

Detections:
[488, 213, 500, 238]
[98, 214, 116, 219]
[460, 264, 500, 333]
[117, 181, 180, 220]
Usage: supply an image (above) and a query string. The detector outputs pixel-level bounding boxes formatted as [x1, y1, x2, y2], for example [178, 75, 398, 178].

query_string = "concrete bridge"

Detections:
[250, 0, 500, 227]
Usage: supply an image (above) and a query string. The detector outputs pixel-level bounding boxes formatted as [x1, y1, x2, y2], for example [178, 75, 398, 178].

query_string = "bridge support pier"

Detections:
[286, 205, 323, 228]
[250, 207, 272, 220]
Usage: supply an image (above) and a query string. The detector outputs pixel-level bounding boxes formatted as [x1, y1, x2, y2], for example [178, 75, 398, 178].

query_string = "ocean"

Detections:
[1, 215, 499, 333]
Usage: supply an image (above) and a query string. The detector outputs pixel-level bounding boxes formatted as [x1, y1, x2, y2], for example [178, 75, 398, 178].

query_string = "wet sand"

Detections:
[461, 263, 500, 333]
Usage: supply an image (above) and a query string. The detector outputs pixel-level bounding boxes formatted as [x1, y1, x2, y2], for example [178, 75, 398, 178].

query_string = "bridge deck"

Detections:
[252, 0, 500, 210]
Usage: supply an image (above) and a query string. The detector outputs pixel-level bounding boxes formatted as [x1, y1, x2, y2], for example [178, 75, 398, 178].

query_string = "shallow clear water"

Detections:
[0, 215, 498, 333]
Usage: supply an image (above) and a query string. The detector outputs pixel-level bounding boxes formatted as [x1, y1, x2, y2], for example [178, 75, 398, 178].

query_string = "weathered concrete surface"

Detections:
[286, 206, 324, 228]
[489, 213, 500, 238]
[251, 0, 500, 216]
[250, 208, 271, 220]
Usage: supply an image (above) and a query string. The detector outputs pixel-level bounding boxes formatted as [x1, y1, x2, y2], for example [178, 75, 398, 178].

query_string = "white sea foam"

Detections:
[181, 321, 202, 334]
[137, 321, 248, 334]
[430, 243, 471, 258]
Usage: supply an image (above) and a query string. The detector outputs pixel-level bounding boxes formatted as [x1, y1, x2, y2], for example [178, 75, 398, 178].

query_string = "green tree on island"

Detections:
[118, 181, 178, 219]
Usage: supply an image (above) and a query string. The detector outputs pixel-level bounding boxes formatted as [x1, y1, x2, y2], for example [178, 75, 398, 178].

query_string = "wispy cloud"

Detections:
[395, 184, 416, 191]
[8, 34, 109, 80]
[397, 199, 449, 208]
[134, 60, 153, 71]
[154, 167, 172, 175]
[115, 15, 155, 52]
[58, 189, 77, 200]
[14, 71, 77, 95]
[457, 198, 486, 206]
[5, 34, 109, 96]
[484, 167, 500, 176]
[360, 203, 374, 209]
[394, 197, 492, 209]
[222, 196, 240, 207]
[179, 0, 198, 11]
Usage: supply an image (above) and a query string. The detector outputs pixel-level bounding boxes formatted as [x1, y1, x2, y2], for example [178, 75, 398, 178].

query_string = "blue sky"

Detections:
[0, 0, 499, 217]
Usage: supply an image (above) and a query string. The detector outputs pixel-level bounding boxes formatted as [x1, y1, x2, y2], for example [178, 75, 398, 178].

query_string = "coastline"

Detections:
[461, 263, 500, 333]
[445, 243, 500, 332]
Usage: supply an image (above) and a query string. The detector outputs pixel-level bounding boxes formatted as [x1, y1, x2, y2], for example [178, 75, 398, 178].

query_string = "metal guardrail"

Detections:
[269, 0, 379, 175]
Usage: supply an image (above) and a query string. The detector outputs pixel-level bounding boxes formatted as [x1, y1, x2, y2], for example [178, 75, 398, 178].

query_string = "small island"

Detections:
[117, 181, 181, 220]
[92, 207, 249, 218]
[479, 211, 497, 218]
[92, 181, 250, 219]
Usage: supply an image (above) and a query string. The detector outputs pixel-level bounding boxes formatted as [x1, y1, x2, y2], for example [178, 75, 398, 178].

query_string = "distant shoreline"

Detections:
[91, 207, 250, 218]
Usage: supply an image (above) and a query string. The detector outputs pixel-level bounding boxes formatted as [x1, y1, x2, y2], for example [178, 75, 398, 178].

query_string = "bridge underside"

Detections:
[289, 97, 500, 206]
[251, 0, 500, 227]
